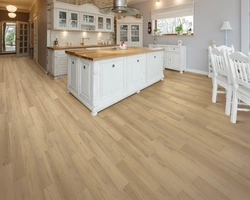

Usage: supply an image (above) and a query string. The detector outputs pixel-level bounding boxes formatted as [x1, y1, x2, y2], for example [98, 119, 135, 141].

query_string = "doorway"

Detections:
[0, 22, 16, 54]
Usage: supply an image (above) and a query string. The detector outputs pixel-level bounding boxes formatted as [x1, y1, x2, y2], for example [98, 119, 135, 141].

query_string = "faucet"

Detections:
[80, 37, 90, 46]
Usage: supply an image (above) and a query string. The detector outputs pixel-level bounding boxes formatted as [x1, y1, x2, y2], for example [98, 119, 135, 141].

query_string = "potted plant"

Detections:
[175, 24, 183, 35]
[154, 28, 161, 36]
[187, 28, 192, 35]
[6, 32, 15, 46]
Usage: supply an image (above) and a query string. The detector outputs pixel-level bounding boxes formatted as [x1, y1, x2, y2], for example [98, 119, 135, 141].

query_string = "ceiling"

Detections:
[0, 0, 146, 13]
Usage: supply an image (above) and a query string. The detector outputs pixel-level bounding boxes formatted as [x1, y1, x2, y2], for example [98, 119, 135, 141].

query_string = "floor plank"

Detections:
[0, 56, 250, 200]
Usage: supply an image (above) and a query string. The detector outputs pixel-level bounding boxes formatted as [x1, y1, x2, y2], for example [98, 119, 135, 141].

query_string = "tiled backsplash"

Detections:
[47, 30, 115, 46]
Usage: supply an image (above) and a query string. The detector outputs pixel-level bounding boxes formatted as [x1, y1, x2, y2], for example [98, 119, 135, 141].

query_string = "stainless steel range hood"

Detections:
[99, 0, 140, 16]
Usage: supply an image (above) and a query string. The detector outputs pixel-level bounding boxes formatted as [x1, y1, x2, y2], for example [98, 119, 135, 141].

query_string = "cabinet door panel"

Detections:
[79, 62, 90, 100]
[57, 9, 67, 28]
[170, 52, 181, 69]
[147, 52, 163, 80]
[128, 54, 146, 89]
[68, 58, 78, 93]
[100, 59, 125, 100]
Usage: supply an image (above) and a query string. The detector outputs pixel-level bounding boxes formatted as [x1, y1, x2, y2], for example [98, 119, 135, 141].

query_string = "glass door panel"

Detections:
[106, 18, 111, 30]
[70, 12, 78, 29]
[98, 16, 104, 30]
[17, 21, 29, 57]
[58, 10, 67, 28]
[131, 25, 139, 42]
[119, 25, 128, 42]
[82, 14, 95, 24]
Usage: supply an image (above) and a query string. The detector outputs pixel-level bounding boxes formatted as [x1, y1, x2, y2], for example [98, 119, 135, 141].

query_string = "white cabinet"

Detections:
[116, 16, 143, 47]
[127, 54, 146, 91]
[54, 9, 80, 30]
[96, 16, 114, 32]
[51, 3, 114, 32]
[47, 49, 68, 79]
[164, 45, 186, 73]
[149, 44, 186, 73]
[66, 49, 164, 116]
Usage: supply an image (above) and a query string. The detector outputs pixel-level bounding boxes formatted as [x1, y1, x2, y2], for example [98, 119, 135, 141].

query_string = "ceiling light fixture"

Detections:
[99, 0, 140, 16]
[6, 5, 17, 12]
[8, 13, 16, 18]
[156, 0, 160, 5]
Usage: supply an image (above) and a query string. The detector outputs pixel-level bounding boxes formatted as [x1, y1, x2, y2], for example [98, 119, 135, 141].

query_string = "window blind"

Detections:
[151, 2, 194, 20]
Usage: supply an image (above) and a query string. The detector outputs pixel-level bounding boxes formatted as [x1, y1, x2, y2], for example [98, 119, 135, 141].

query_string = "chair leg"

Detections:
[231, 92, 238, 123]
[212, 79, 217, 103]
[225, 87, 232, 116]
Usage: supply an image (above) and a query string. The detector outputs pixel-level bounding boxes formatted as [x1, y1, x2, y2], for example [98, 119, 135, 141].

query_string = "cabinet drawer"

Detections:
[56, 50, 66, 55]
[166, 46, 181, 52]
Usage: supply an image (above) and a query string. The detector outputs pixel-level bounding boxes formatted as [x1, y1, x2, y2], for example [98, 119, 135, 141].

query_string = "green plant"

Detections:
[175, 24, 183, 34]
[6, 32, 15, 44]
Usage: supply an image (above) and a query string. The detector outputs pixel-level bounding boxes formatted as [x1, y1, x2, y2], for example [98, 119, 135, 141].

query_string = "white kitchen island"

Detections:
[65, 47, 164, 116]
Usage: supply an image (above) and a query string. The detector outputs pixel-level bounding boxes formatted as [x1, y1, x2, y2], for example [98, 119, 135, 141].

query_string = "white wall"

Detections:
[133, 0, 242, 74]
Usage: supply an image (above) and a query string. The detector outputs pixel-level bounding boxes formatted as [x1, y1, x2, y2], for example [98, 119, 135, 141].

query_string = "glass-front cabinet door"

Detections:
[97, 16, 113, 31]
[97, 16, 104, 30]
[69, 11, 79, 29]
[130, 25, 140, 43]
[119, 25, 128, 42]
[105, 17, 112, 31]
[57, 9, 67, 29]
[81, 14, 95, 25]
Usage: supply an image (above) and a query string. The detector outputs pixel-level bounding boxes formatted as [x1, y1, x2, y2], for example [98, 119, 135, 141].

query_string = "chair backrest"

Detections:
[214, 45, 235, 54]
[209, 46, 232, 83]
[228, 51, 250, 89]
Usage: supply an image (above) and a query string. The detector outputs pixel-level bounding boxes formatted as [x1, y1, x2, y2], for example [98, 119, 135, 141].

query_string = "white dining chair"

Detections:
[209, 46, 233, 116]
[227, 51, 250, 123]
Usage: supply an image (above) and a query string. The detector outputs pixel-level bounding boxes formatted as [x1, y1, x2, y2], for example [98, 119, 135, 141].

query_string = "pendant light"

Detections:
[8, 13, 17, 18]
[6, 5, 17, 13]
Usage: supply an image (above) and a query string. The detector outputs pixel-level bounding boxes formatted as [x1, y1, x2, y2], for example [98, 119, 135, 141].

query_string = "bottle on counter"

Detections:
[54, 38, 59, 46]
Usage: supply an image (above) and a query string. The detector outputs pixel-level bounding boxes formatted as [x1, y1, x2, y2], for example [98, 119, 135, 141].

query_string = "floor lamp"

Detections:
[220, 21, 233, 46]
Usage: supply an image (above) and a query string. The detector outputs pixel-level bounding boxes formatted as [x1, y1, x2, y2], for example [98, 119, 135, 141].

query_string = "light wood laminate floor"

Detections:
[0, 56, 250, 200]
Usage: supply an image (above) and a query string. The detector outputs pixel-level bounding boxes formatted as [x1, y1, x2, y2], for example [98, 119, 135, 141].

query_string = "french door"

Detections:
[16, 21, 29, 57]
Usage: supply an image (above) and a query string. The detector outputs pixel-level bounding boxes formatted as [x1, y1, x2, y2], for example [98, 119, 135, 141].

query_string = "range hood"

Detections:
[99, 0, 140, 16]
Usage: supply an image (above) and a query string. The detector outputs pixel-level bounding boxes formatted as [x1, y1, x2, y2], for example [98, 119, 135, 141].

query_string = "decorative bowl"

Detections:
[119, 45, 127, 50]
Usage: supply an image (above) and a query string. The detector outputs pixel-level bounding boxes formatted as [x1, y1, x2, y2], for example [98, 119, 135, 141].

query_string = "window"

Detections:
[151, 2, 194, 36]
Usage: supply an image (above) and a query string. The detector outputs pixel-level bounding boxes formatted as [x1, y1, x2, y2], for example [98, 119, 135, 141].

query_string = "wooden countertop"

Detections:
[47, 44, 119, 50]
[65, 47, 164, 61]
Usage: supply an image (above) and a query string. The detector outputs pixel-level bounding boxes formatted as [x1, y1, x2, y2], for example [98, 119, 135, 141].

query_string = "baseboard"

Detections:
[185, 68, 209, 76]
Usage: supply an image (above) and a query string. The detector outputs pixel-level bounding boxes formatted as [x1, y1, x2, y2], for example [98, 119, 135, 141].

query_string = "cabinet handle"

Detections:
[83, 65, 85, 69]
[173, 48, 175, 50]
[137, 60, 139, 62]
[112, 64, 115, 68]
[154, 56, 156, 58]
[72, 61, 74, 64]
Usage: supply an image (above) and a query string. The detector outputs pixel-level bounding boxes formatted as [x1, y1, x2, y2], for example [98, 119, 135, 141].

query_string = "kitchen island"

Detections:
[65, 47, 164, 116]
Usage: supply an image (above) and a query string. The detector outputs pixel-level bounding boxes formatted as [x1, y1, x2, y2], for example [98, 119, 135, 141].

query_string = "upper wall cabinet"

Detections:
[49, 2, 114, 32]
[55, 9, 80, 30]
[116, 16, 143, 47]
[96, 16, 114, 32]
